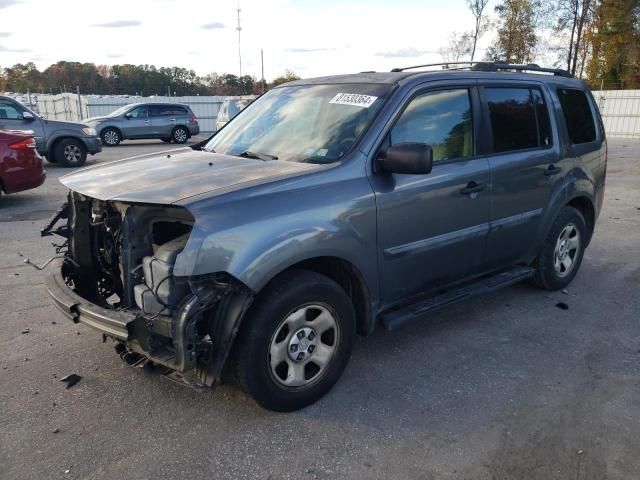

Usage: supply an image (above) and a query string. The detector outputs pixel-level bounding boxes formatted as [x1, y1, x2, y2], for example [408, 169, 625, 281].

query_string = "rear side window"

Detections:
[485, 88, 542, 153]
[557, 88, 596, 144]
[150, 105, 188, 116]
[391, 89, 474, 162]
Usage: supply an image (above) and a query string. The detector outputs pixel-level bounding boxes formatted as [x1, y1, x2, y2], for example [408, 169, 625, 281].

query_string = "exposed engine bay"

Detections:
[42, 191, 253, 389]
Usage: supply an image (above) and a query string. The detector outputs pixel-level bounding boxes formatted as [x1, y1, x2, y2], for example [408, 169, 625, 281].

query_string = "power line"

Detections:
[236, 1, 242, 77]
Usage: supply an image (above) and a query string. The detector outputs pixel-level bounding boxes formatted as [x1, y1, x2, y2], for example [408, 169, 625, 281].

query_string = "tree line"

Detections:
[2, 0, 638, 93]
[0, 62, 301, 96]
[445, 0, 640, 89]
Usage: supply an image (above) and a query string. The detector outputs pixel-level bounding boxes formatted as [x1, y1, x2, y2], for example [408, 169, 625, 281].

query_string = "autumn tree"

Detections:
[270, 70, 301, 87]
[586, 0, 640, 88]
[467, 0, 490, 62]
[439, 32, 473, 62]
[486, 0, 540, 63]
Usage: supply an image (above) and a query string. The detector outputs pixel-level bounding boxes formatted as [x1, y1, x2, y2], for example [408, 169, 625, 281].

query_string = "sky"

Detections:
[0, 0, 499, 81]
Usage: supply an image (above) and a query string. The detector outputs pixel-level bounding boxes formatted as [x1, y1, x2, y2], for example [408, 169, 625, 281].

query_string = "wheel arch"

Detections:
[100, 126, 123, 140]
[48, 135, 86, 159]
[567, 195, 596, 245]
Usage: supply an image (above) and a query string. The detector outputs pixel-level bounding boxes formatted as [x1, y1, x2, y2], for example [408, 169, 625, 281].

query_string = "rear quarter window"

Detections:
[557, 88, 596, 144]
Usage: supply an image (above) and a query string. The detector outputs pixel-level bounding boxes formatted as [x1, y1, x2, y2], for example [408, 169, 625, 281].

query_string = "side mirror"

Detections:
[124, 112, 132, 119]
[22, 111, 35, 122]
[377, 143, 433, 174]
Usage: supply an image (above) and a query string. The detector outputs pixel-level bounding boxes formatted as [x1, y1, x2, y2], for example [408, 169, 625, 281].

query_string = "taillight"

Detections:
[191, 114, 198, 122]
[9, 137, 36, 150]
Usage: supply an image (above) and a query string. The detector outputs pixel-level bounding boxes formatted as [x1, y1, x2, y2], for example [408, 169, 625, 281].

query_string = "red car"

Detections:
[0, 130, 45, 195]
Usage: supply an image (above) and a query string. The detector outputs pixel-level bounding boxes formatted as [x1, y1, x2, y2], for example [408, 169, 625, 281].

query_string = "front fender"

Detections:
[173, 165, 379, 302]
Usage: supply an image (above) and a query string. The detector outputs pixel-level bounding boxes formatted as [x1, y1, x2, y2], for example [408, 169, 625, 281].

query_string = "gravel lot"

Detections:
[1, 137, 639, 480]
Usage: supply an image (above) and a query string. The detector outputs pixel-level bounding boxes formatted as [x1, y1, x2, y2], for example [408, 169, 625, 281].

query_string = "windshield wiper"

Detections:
[237, 150, 278, 161]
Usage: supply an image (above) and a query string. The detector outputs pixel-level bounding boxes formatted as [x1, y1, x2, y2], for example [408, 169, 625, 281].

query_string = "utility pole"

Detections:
[261, 49, 265, 93]
[236, 1, 242, 77]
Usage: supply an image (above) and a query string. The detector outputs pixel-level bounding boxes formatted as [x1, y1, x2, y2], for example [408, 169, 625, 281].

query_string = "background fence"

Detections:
[34, 94, 231, 133]
[592, 90, 640, 139]
[30, 89, 640, 138]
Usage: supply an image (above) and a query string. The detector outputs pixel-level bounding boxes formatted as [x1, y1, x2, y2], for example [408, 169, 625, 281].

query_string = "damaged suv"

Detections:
[43, 63, 606, 411]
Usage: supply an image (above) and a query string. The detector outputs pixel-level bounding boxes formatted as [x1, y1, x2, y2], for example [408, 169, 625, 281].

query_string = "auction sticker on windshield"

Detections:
[329, 93, 378, 108]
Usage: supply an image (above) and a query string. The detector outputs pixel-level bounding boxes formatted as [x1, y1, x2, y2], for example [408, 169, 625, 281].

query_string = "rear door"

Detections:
[370, 85, 492, 305]
[123, 105, 150, 138]
[479, 83, 562, 268]
[148, 104, 175, 137]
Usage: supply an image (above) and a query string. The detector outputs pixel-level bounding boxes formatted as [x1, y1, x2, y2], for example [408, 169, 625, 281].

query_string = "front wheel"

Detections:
[101, 128, 121, 146]
[171, 126, 189, 144]
[533, 206, 587, 290]
[55, 138, 87, 167]
[234, 270, 355, 411]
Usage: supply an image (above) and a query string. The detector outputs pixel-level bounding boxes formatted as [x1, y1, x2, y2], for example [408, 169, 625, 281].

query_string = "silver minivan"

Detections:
[88, 103, 200, 146]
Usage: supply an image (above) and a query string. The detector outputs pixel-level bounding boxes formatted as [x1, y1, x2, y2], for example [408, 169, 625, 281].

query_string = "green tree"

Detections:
[270, 70, 301, 87]
[486, 0, 540, 63]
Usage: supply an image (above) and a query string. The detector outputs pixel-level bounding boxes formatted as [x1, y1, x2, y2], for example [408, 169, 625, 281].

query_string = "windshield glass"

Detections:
[107, 105, 132, 117]
[205, 83, 392, 163]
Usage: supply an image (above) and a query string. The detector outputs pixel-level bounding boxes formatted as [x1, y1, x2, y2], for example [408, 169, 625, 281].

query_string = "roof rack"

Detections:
[390, 61, 571, 78]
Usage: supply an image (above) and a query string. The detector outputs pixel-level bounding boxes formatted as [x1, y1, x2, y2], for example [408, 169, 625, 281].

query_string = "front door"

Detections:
[0, 98, 45, 151]
[123, 105, 150, 138]
[370, 87, 491, 306]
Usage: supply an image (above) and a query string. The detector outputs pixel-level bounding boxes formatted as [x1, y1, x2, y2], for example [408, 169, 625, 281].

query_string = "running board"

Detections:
[380, 266, 535, 331]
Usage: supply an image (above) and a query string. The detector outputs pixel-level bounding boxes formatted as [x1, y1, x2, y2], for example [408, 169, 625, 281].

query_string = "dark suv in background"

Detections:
[87, 102, 200, 146]
[0, 95, 102, 167]
[44, 62, 606, 411]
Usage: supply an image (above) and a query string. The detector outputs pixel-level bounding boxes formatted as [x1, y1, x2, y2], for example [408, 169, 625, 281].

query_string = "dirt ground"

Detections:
[1, 137, 638, 479]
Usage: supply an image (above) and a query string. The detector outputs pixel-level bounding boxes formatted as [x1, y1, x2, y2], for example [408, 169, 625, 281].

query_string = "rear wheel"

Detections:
[533, 206, 587, 290]
[55, 138, 87, 168]
[234, 269, 355, 411]
[101, 128, 121, 146]
[171, 126, 189, 144]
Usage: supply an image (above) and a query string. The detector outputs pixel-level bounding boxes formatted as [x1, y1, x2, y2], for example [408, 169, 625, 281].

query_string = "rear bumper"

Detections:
[2, 170, 45, 194]
[81, 136, 102, 155]
[45, 261, 135, 340]
[190, 125, 200, 136]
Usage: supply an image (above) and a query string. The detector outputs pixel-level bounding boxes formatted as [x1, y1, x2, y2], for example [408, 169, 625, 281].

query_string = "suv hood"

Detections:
[60, 149, 324, 204]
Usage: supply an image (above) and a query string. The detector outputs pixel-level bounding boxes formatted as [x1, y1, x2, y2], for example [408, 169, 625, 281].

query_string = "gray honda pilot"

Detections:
[42, 63, 606, 411]
[87, 102, 200, 146]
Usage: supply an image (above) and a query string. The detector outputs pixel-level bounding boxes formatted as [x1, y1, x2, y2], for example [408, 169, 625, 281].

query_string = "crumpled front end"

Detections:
[43, 191, 253, 388]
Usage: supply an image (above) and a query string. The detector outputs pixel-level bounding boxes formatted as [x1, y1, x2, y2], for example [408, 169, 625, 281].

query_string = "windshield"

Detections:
[107, 105, 132, 117]
[205, 84, 392, 163]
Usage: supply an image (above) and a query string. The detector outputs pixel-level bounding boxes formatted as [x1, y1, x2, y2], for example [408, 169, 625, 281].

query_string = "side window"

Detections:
[149, 105, 166, 117]
[172, 106, 187, 115]
[128, 106, 148, 118]
[531, 89, 552, 147]
[0, 100, 25, 120]
[485, 88, 538, 153]
[390, 89, 474, 162]
[557, 88, 596, 144]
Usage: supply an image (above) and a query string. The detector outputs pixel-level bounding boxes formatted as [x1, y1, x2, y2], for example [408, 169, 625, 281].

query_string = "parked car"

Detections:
[215, 96, 255, 131]
[87, 103, 200, 146]
[0, 95, 101, 167]
[43, 63, 606, 411]
[0, 130, 45, 195]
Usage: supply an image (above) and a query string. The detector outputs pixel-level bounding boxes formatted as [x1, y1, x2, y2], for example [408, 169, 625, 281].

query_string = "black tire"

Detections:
[234, 269, 355, 412]
[161, 137, 172, 143]
[171, 126, 189, 144]
[45, 156, 57, 164]
[54, 138, 87, 168]
[532, 206, 587, 290]
[101, 128, 121, 146]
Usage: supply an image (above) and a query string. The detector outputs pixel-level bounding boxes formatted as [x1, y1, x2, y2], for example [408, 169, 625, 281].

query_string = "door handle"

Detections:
[544, 165, 561, 176]
[169, 118, 176, 122]
[144, 120, 150, 123]
[460, 181, 486, 195]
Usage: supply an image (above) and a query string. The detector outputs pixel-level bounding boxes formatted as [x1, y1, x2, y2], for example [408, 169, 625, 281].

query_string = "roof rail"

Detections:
[390, 61, 571, 78]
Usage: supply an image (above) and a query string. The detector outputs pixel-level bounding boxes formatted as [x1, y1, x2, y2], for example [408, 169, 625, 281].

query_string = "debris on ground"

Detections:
[556, 302, 570, 310]
[561, 289, 569, 295]
[52, 428, 60, 434]
[60, 374, 82, 389]
[21, 328, 30, 334]
[578, 449, 584, 455]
